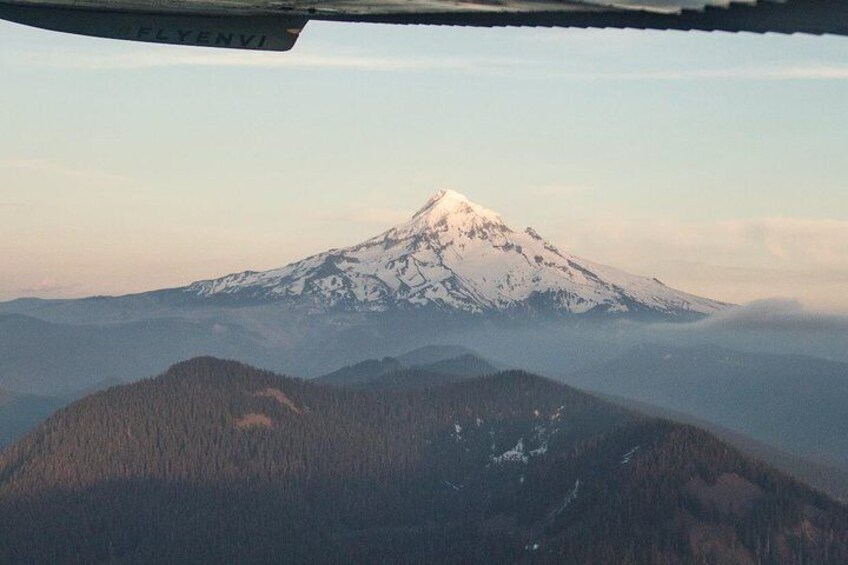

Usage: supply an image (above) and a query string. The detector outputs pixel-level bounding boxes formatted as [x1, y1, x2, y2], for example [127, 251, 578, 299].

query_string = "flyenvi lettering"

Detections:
[135, 27, 268, 47]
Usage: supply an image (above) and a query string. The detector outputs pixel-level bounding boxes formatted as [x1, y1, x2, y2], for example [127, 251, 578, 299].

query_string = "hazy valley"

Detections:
[1, 191, 847, 563]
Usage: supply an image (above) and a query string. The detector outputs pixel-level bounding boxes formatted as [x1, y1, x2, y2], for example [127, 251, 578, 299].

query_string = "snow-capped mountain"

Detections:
[185, 190, 729, 317]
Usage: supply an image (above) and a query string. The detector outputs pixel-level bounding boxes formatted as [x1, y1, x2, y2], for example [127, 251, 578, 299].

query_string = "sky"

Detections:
[1, 19, 847, 312]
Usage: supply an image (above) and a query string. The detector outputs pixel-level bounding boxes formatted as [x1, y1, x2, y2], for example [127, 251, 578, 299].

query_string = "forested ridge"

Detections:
[314, 349, 499, 389]
[0, 357, 846, 564]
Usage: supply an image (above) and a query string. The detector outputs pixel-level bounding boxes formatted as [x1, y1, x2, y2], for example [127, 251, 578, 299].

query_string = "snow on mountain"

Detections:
[185, 190, 729, 317]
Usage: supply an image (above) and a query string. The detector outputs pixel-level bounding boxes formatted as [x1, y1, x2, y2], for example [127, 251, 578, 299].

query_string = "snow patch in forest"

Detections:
[549, 479, 581, 520]
[621, 445, 641, 465]
[492, 438, 529, 464]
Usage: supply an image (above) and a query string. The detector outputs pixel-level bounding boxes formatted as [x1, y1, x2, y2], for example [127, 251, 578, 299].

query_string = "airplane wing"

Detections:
[1, 0, 847, 52]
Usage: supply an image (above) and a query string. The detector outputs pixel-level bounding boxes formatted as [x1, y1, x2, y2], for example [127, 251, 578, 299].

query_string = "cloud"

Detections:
[693, 299, 848, 333]
[17, 277, 78, 296]
[564, 216, 848, 271]
[314, 204, 410, 228]
[753, 66, 848, 80]
[576, 65, 848, 81]
[529, 184, 594, 197]
[9, 48, 503, 73]
[8, 43, 848, 82]
[347, 206, 411, 226]
[732, 218, 848, 267]
[0, 158, 135, 187]
[549, 215, 848, 311]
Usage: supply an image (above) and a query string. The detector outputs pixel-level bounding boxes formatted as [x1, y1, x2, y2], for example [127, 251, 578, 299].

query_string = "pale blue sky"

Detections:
[1, 20, 847, 310]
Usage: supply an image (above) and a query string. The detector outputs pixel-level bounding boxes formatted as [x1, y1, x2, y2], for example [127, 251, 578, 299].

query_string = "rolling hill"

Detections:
[315, 345, 500, 389]
[1, 357, 845, 564]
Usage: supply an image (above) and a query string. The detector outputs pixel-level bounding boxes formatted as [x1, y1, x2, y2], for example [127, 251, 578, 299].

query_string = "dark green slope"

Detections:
[598, 392, 848, 503]
[0, 357, 846, 564]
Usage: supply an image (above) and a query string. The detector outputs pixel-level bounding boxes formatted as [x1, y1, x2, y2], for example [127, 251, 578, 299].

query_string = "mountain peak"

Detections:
[410, 190, 505, 230]
[418, 188, 468, 208]
[415, 189, 470, 213]
[185, 190, 730, 318]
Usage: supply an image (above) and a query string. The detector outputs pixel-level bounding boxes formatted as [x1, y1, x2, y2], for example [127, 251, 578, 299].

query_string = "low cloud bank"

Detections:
[694, 299, 848, 333]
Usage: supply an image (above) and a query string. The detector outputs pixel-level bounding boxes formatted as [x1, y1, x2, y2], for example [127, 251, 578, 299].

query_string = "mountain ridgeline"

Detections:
[315, 345, 501, 389]
[565, 344, 848, 471]
[184, 190, 728, 318]
[1, 358, 845, 564]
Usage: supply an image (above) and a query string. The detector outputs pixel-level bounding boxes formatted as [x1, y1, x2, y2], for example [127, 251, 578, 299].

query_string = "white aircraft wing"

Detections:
[1, 0, 846, 51]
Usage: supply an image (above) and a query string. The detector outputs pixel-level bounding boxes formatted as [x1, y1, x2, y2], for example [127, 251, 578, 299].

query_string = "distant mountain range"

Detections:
[2, 357, 845, 564]
[564, 344, 848, 471]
